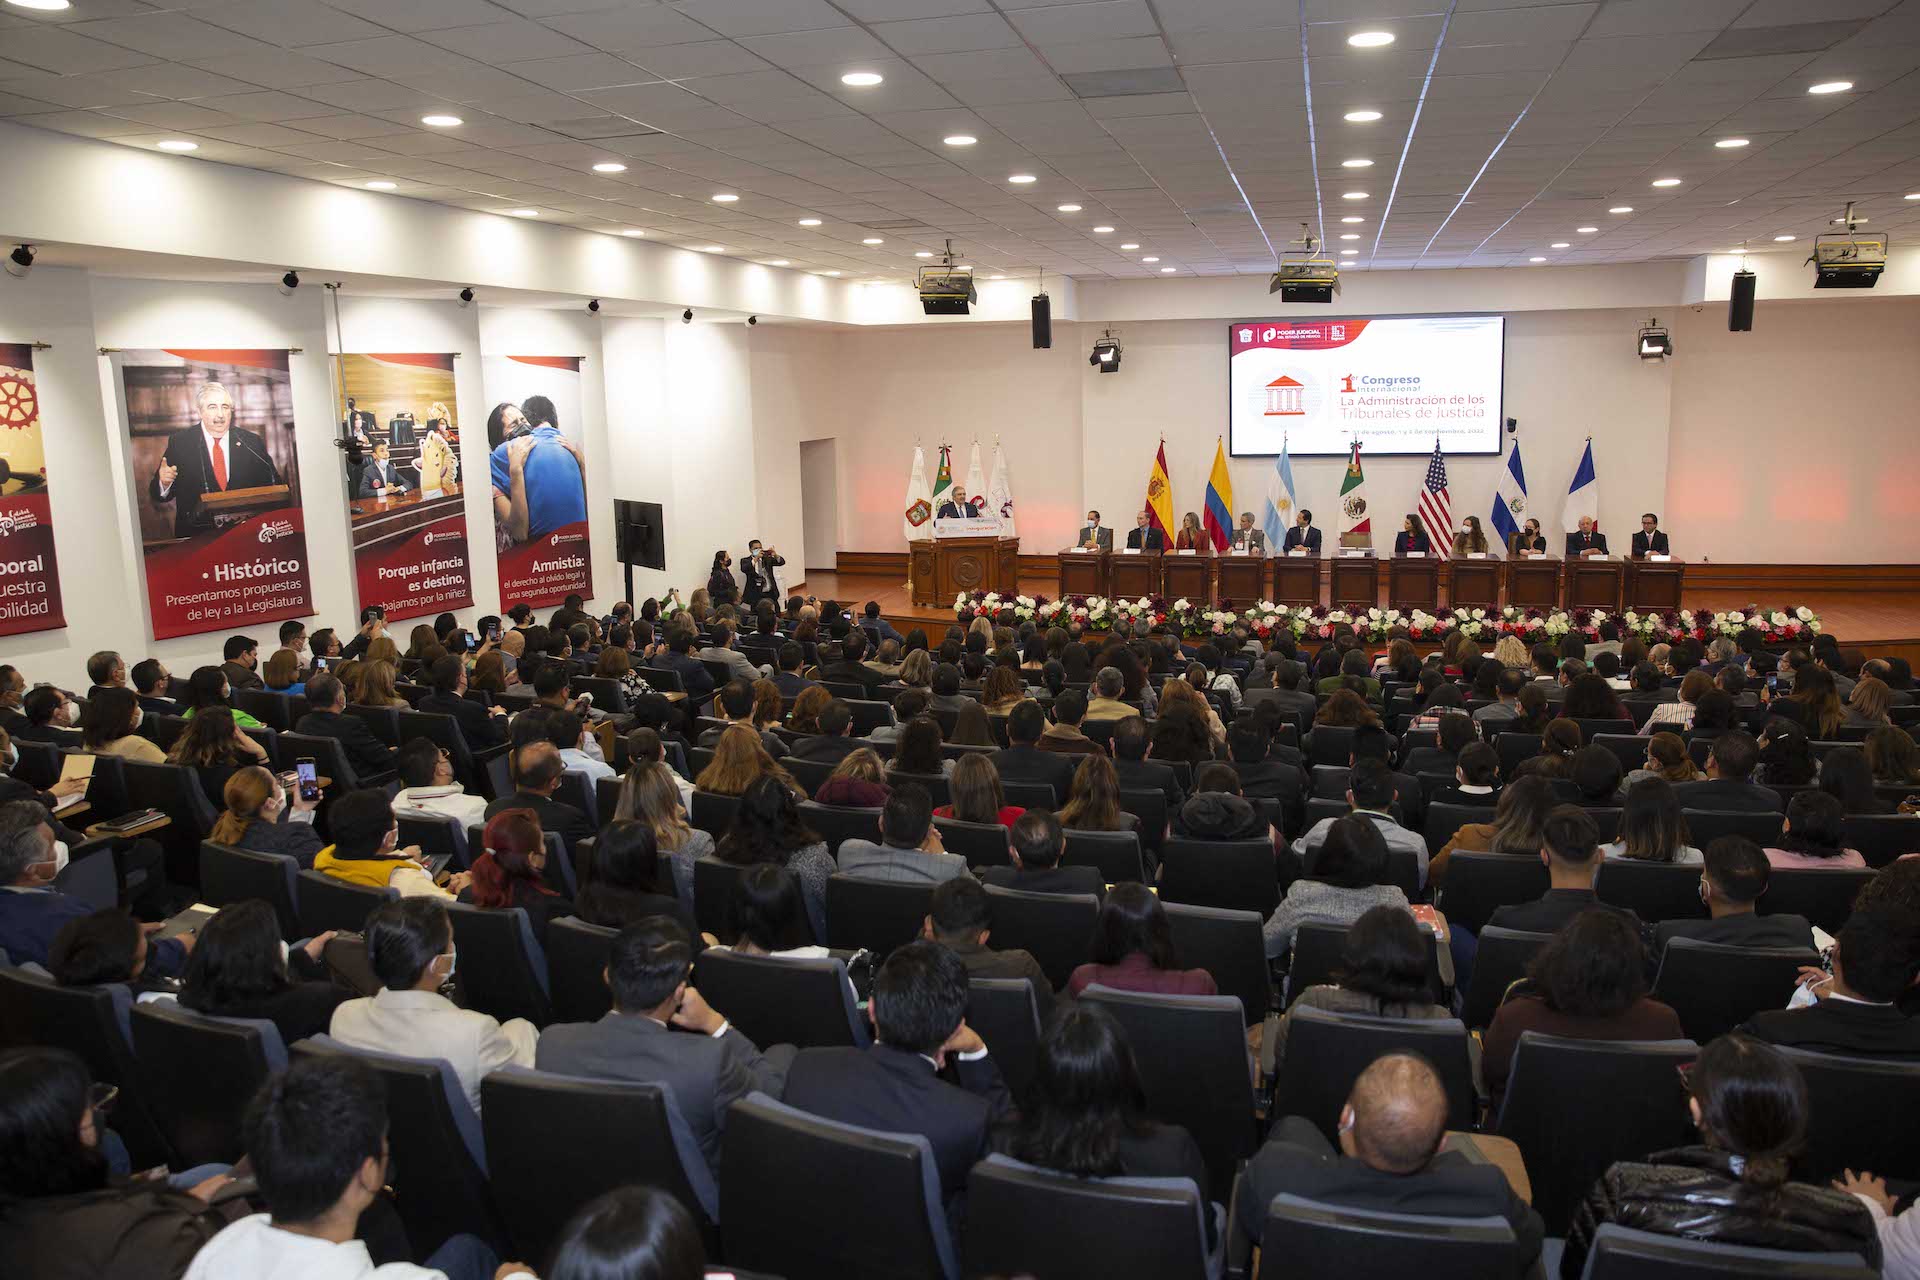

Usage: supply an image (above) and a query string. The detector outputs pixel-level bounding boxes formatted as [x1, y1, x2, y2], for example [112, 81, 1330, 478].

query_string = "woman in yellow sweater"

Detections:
[313, 789, 471, 899]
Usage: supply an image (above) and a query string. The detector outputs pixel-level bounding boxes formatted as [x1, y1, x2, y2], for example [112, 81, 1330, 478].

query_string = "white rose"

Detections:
[1174, 598, 1190, 611]
[1796, 606, 1813, 622]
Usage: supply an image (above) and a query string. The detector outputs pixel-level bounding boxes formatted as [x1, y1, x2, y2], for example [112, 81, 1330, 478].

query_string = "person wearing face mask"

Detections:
[0, 800, 192, 972]
[79, 688, 165, 765]
[329, 896, 539, 1114]
[14, 686, 82, 747]
[740, 538, 784, 607]
[0, 727, 87, 818]
[313, 790, 470, 900]
[707, 549, 739, 607]
[209, 765, 324, 868]
[181, 665, 266, 730]
[0, 664, 28, 732]
[1452, 515, 1488, 556]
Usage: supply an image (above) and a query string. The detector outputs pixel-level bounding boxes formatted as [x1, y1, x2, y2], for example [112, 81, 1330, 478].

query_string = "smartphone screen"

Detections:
[312, 657, 328, 671]
[296, 757, 320, 803]
[489, 624, 501, 642]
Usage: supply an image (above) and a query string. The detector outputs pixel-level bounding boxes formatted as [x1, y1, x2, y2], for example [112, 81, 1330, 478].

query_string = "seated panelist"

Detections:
[1392, 513, 1430, 556]
[1510, 518, 1548, 556]
[1632, 512, 1671, 558]
[1282, 509, 1321, 555]
[1125, 511, 1166, 552]
[1566, 516, 1608, 557]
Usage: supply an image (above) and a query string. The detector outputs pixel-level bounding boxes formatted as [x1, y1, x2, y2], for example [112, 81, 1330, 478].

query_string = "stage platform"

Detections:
[791, 570, 1920, 667]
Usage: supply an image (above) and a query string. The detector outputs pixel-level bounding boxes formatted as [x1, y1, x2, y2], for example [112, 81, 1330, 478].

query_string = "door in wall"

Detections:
[800, 437, 839, 574]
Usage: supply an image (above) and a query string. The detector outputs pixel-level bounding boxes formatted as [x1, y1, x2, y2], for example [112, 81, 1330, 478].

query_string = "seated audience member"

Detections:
[1561, 1033, 1881, 1276]
[813, 747, 891, 808]
[1037, 690, 1104, 757]
[613, 762, 710, 906]
[1001, 1004, 1215, 1246]
[1226, 722, 1307, 809]
[1234, 1053, 1542, 1267]
[783, 939, 1010, 1208]
[1263, 814, 1416, 961]
[392, 737, 489, 830]
[1483, 908, 1680, 1109]
[1272, 903, 1456, 1066]
[573, 819, 696, 939]
[1654, 836, 1813, 953]
[14, 685, 81, 747]
[0, 800, 187, 973]
[837, 783, 970, 885]
[695, 723, 801, 799]
[698, 679, 789, 760]
[1600, 776, 1701, 864]
[546, 1186, 710, 1278]
[261, 648, 305, 697]
[546, 708, 614, 783]
[1402, 712, 1476, 779]
[1510, 719, 1582, 781]
[168, 704, 269, 770]
[1292, 758, 1429, 888]
[981, 664, 1027, 716]
[180, 900, 348, 1044]
[329, 896, 537, 1112]
[294, 672, 395, 776]
[78, 687, 164, 764]
[715, 863, 827, 961]
[130, 658, 180, 715]
[927, 662, 971, 715]
[1755, 718, 1820, 788]
[1484, 807, 1641, 936]
[187, 1054, 513, 1280]
[934, 752, 1023, 827]
[1568, 745, 1623, 804]
[419, 654, 509, 748]
[1622, 731, 1706, 790]
[1819, 746, 1889, 816]
[484, 741, 593, 855]
[923, 876, 1054, 1022]
[1741, 906, 1920, 1057]
[1764, 790, 1867, 869]
[1055, 754, 1134, 833]
[1638, 670, 1712, 734]
[1433, 740, 1501, 809]
[1834, 1171, 1920, 1277]
[789, 698, 860, 765]
[817, 627, 887, 696]
[537, 917, 793, 1177]
[1673, 731, 1782, 812]
[1845, 676, 1895, 730]
[1867, 725, 1920, 788]
[459, 808, 572, 946]
[714, 775, 835, 943]
[772, 642, 816, 701]
[1171, 762, 1276, 844]
[650, 630, 716, 707]
[314, 789, 468, 900]
[0, 664, 26, 731]
[890, 715, 954, 779]
[48, 908, 174, 996]
[0, 1047, 225, 1277]
[784, 685, 833, 737]
[979, 808, 1106, 899]
[992, 699, 1081, 801]
[1109, 714, 1185, 807]
[1067, 881, 1217, 998]
[209, 764, 323, 867]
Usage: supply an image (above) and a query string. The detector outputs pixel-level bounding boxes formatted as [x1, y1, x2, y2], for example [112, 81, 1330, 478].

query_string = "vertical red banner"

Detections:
[336, 353, 475, 621]
[116, 348, 313, 640]
[0, 344, 66, 636]
[480, 355, 593, 609]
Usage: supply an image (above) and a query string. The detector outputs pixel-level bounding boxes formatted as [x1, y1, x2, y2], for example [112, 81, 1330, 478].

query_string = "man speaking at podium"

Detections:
[937, 485, 981, 519]
[148, 381, 280, 536]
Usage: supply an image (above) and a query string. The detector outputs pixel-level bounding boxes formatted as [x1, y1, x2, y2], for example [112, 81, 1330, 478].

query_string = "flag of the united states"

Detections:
[1418, 440, 1451, 543]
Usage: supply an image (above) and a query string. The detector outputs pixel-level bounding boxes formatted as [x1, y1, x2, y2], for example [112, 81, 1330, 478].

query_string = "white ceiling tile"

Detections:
[668, 0, 850, 39]
[192, 90, 339, 121]
[417, 18, 593, 63]
[496, 52, 653, 89]
[869, 13, 1022, 55]
[321, 0, 507, 33]
[88, 62, 261, 100]
[68, 12, 265, 60]
[0, 71, 153, 109]
[181, 44, 366, 87]
[190, 1, 389, 48]
[3, 27, 158, 76]
[1008, 1, 1160, 46]
[836, 0, 991, 17]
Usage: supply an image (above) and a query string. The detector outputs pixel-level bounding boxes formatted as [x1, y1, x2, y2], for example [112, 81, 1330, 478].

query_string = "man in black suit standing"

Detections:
[1653, 836, 1813, 954]
[1741, 907, 1920, 1057]
[1125, 510, 1166, 551]
[1565, 516, 1608, 558]
[781, 940, 1011, 1217]
[1632, 512, 1670, 558]
[148, 381, 280, 537]
[1672, 732, 1783, 813]
[1281, 508, 1321, 554]
[419, 655, 509, 749]
[294, 672, 394, 777]
[741, 539, 784, 606]
[1234, 1053, 1543, 1267]
[483, 741, 593, 856]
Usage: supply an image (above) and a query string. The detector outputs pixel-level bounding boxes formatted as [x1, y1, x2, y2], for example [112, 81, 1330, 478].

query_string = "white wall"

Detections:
[799, 439, 840, 573]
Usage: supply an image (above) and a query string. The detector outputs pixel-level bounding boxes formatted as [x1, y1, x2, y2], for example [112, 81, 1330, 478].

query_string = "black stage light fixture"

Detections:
[1729, 269, 1755, 331]
[587, 298, 601, 313]
[1637, 317, 1672, 359]
[4, 245, 33, 278]
[458, 287, 474, 307]
[1089, 332, 1121, 373]
[682, 308, 693, 323]
[278, 269, 300, 295]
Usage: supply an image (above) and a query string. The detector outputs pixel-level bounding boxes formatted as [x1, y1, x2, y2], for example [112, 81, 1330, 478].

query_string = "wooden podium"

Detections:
[1330, 553, 1379, 609]
[1109, 551, 1163, 598]
[1387, 555, 1440, 611]
[1057, 549, 1107, 598]
[1273, 555, 1320, 607]
[1565, 557, 1623, 610]
[1163, 551, 1212, 602]
[1448, 557, 1500, 609]
[1624, 559, 1686, 611]
[909, 536, 1020, 607]
[1508, 555, 1560, 610]
[1216, 552, 1268, 606]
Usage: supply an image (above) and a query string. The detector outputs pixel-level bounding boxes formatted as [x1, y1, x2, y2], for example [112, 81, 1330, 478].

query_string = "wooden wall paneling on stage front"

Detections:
[1685, 564, 1920, 593]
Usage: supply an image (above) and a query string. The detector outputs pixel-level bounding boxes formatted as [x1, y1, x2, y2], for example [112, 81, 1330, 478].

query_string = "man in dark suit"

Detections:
[221, 634, 264, 693]
[771, 642, 817, 701]
[355, 441, 410, 499]
[1486, 807, 1643, 936]
[0, 665, 24, 733]
[978, 810, 1106, 899]
[130, 658, 180, 716]
[781, 940, 1012, 1216]
[1281, 508, 1321, 554]
[989, 702, 1078, 804]
[649, 630, 715, 708]
[935, 486, 981, 519]
[922, 877, 1055, 1023]
[740, 539, 784, 606]
[1672, 732, 1783, 813]
[1125, 510, 1166, 551]
[1565, 516, 1607, 557]
[419, 655, 508, 749]
[536, 918, 794, 1176]
[818, 629, 888, 696]
[1632, 512, 1670, 558]
[484, 742, 593, 856]
[1109, 716, 1185, 808]
[1653, 836, 1814, 954]
[1077, 509, 1113, 551]
[860, 601, 905, 648]
[147, 381, 281, 537]
[13, 687, 81, 747]
[1234, 1053, 1543, 1266]
[294, 672, 394, 777]
[790, 700, 862, 765]
[1741, 906, 1920, 1058]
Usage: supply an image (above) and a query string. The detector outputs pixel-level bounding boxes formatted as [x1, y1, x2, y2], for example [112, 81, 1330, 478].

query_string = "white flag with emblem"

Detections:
[903, 445, 933, 541]
[987, 441, 1016, 537]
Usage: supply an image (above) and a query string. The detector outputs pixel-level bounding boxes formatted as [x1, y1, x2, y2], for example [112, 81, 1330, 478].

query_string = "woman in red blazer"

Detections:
[1068, 883, 1218, 999]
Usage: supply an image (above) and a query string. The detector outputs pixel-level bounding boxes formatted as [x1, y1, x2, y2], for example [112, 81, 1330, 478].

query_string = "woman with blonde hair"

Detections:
[417, 401, 458, 491]
[332, 657, 365, 704]
[895, 649, 934, 690]
[613, 760, 712, 903]
[1493, 634, 1530, 670]
[933, 753, 1022, 826]
[357, 660, 410, 709]
[689, 587, 711, 614]
[786, 685, 833, 736]
[695, 723, 801, 797]
[1844, 676, 1894, 730]
[1175, 511, 1204, 551]
[968, 615, 993, 646]
[364, 635, 401, 667]
[1057, 754, 1134, 833]
[1621, 731, 1705, 790]
[1160, 675, 1227, 745]
[208, 764, 323, 866]
[816, 747, 890, 807]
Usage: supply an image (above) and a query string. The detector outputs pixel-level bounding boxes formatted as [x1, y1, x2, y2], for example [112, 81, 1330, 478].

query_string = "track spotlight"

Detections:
[4, 245, 32, 279]
[682, 308, 693, 324]
[747, 315, 758, 326]
[277, 270, 299, 296]
[457, 287, 474, 307]
[1637, 317, 1672, 360]
[588, 298, 601, 313]
[1088, 332, 1122, 373]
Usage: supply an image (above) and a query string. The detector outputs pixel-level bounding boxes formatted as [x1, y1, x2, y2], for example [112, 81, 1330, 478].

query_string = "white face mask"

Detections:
[438, 946, 457, 984]
[279, 940, 291, 968]
[40, 840, 68, 879]
[64, 701, 80, 725]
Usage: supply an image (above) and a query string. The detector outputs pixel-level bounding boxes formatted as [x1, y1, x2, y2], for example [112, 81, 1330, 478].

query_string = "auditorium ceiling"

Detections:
[4, 0, 1918, 281]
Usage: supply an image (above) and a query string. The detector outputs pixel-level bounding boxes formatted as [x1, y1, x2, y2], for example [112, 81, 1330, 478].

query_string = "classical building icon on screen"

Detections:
[1264, 375, 1306, 416]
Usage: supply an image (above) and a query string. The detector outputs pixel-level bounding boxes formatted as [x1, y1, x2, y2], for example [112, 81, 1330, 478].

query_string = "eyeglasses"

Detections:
[88, 1082, 119, 1118]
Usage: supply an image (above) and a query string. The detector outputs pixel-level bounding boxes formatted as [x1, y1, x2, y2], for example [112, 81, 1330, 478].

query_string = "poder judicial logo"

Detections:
[0, 507, 39, 537]
[256, 518, 296, 543]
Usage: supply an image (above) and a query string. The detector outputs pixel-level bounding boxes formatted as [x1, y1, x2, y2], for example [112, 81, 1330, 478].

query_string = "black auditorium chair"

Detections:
[1162, 901, 1271, 1029]
[1274, 1005, 1476, 1145]
[1460, 927, 1553, 1031]
[966, 978, 1043, 1109]
[128, 1002, 285, 1167]
[0, 968, 169, 1167]
[1650, 938, 1818, 1044]
[981, 884, 1098, 992]
[1577, 1224, 1878, 1280]
[544, 916, 617, 1025]
[1762, 867, 1878, 935]
[797, 800, 882, 856]
[1257, 1194, 1524, 1280]
[445, 903, 551, 1028]
[295, 871, 396, 937]
[931, 816, 1013, 870]
[1778, 1046, 1920, 1185]
[692, 857, 747, 940]
[692, 948, 866, 1050]
[1595, 859, 1706, 926]
[965, 1154, 1216, 1280]
[1437, 852, 1548, 935]
[824, 875, 932, 956]
[1062, 828, 1147, 883]
[1681, 809, 1784, 848]
[197, 842, 301, 938]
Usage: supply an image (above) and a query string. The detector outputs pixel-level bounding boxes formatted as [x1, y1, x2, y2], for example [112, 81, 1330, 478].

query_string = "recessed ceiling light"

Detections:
[156, 139, 198, 152]
[1120, 242, 1139, 249]
[823, 270, 841, 276]
[862, 237, 884, 244]
[1651, 177, 1681, 187]
[1609, 206, 1634, 213]
[698, 245, 723, 253]
[943, 134, 977, 146]
[421, 114, 462, 127]
[621, 229, 644, 237]
[1160, 266, 1177, 272]
[1339, 233, 1360, 240]
[1339, 249, 1358, 256]
[1341, 158, 1373, 168]
[1092, 225, 1114, 233]
[1905, 193, 1919, 201]
[915, 251, 933, 258]
[365, 180, 396, 190]
[798, 218, 822, 226]
[1576, 226, 1597, 233]
[505, 208, 538, 217]
[1008, 173, 1036, 184]
[957, 264, 971, 270]
[1808, 80, 1852, 94]
[1550, 241, 1569, 248]
[1056, 203, 1081, 212]
[989, 274, 1006, 280]
[841, 71, 884, 86]
[1341, 191, 1369, 200]
[1341, 215, 1364, 223]
[593, 162, 627, 173]
[1773, 234, 1796, 242]
[1714, 138, 1749, 149]
[1348, 30, 1394, 47]
[1142, 256, 1159, 262]
[710, 192, 738, 202]
[1529, 256, 1547, 263]
[1344, 109, 1382, 122]
[767, 259, 790, 265]
[7, 0, 73, 9]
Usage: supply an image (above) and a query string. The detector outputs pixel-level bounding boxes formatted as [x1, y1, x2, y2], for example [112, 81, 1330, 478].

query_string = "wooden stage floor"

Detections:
[792, 570, 1920, 664]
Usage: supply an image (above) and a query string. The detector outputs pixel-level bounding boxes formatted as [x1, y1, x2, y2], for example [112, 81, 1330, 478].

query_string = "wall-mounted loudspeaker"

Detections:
[1031, 293, 1051, 349]
[1729, 270, 1756, 332]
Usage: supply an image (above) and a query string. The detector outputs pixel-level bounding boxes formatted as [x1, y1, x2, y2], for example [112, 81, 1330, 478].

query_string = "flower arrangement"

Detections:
[1035, 595, 1112, 630]
[951, 591, 1048, 626]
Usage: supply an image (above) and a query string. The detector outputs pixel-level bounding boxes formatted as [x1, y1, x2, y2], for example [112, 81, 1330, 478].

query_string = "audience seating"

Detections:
[1763, 867, 1877, 933]
[966, 977, 1043, 1107]
[930, 816, 1012, 869]
[692, 857, 746, 940]
[1289, 921, 1445, 1008]
[844, 700, 895, 737]
[1494, 1032, 1696, 1234]
[796, 801, 880, 856]
[1159, 837, 1280, 920]
[1594, 859, 1706, 925]
[1494, 734, 1544, 777]
[886, 770, 952, 806]
[1576, 1224, 1878, 1279]
[965, 1154, 1216, 1280]
[481, 1068, 716, 1263]
[345, 703, 403, 746]
[720, 1092, 958, 1280]
[1256, 1193, 1524, 1280]
[689, 790, 742, 840]
[321, 933, 380, 996]
[824, 875, 932, 956]
[544, 916, 616, 1024]
[196, 841, 301, 937]
[1274, 1005, 1477, 1145]
[127, 1002, 285, 1168]
[1650, 938, 1818, 1044]
[1683, 808, 1786, 848]
[1002, 777, 1062, 808]
[981, 884, 1098, 990]
[295, 869, 396, 936]
[233, 687, 293, 730]
[284, 730, 395, 790]
[399, 812, 471, 871]
[123, 759, 220, 883]
[693, 948, 866, 1050]
[1460, 927, 1553, 1030]
[1436, 852, 1547, 935]
[53, 842, 119, 912]
[1118, 788, 1170, 853]
[1163, 901, 1272, 1028]
[1062, 828, 1147, 882]
[445, 903, 550, 1028]
[0, 969, 168, 1167]
[1845, 813, 1920, 867]
[1778, 1046, 1920, 1185]
[783, 756, 835, 794]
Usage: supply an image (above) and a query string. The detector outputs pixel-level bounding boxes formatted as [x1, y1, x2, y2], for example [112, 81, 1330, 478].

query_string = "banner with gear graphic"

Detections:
[0, 345, 67, 636]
